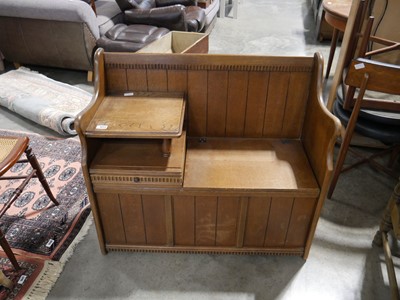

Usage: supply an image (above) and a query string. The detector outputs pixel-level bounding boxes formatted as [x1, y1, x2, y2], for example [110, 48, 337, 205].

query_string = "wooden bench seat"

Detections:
[184, 138, 319, 196]
[76, 49, 341, 259]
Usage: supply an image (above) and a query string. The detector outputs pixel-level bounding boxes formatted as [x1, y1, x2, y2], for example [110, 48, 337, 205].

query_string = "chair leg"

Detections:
[0, 228, 20, 271]
[0, 270, 13, 289]
[0, 171, 36, 218]
[388, 145, 400, 169]
[373, 197, 394, 247]
[327, 123, 355, 198]
[328, 73, 369, 198]
[25, 146, 59, 206]
[373, 181, 400, 300]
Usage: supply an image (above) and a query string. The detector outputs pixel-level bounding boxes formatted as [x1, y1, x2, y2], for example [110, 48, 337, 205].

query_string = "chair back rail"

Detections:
[345, 58, 400, 112]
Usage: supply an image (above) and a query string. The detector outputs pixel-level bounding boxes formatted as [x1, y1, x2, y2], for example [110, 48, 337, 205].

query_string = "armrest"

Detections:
[156, 0, 197, 7]
[301, 53, 341, 260]
[124, 5, 188, 31]
[0, 0, 100, 39]
[302, 53, 341, 188]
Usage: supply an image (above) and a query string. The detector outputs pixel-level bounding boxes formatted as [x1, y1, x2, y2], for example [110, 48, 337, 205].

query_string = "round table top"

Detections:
[322, 0, 352, 19]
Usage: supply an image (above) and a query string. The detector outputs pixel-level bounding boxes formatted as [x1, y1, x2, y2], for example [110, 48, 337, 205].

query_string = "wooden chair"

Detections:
[373, 179, 400, 300]
[328, 58, 400, 198]
[0, 136, 59, 272]
[342, 15, 400, 112]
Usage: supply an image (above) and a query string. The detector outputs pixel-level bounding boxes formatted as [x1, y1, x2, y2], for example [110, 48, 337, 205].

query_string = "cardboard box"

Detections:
[197, 0, 211, 8]
[137, 31, 209, 54]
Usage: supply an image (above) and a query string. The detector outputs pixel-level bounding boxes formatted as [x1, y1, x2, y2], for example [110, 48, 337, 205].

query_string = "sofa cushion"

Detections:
[128, 0, 155, 9]
[185, 6, 205, 32]
[95, 0, 124, 36]
[97, 24, 169, 52]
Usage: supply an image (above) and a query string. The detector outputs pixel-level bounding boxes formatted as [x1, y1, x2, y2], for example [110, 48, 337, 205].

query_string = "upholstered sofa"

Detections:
[0, 0, 123, 72]
[0, 0, 219, 74]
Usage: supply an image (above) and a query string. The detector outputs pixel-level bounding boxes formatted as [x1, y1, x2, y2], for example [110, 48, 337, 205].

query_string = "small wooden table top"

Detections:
[322, 0, 351, 31]
[85, 92, 186, 139]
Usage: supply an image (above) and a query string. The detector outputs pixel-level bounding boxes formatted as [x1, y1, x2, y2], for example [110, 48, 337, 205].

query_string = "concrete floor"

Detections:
[1, 0, 400, 299]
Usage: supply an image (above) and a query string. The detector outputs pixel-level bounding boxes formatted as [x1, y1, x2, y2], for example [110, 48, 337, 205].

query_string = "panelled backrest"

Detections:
[103, 53, 315, 139]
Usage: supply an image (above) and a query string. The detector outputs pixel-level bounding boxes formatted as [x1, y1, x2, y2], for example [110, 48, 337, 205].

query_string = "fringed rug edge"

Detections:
[59, 212, 93, 264]
[22, 260, 63, 300]
[20, 214, 92, 299]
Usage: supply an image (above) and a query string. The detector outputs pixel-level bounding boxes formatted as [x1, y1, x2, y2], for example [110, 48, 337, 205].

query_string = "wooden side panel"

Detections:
[167, 70, 187, 92]
[263, 72, 290, 137]
[173, 196, 195, 246]
[142, 195, 167, 245]
[207, 71, 228, 136]
[195, 196, 218, 246]
[216, 197, 240, 246]
[120, 194, 146, 244]
[243, 197, 271, 247]
[147, 69, 168, 91]
[285, 197, 317, 247]
[188, 70, 208, 137]
[264, 197, 294, 247]
[282, 72, 311, 138]
[244, 72, 269, 137]
[106, 68, 127, 93]
[226, 71, 248, 137]
[127, 69, 148, 91]
[96, 193, 126, 244]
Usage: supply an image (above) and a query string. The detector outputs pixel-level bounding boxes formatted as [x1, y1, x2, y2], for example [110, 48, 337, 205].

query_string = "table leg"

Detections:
[220, 0, 225, 18]
[233, 0, 238, 19]
[162, 139, 171, 157]
[326, 28, 339, 79]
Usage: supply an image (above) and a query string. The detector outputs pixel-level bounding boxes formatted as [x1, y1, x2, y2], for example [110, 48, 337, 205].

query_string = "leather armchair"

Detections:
[115, 0, 206, 32]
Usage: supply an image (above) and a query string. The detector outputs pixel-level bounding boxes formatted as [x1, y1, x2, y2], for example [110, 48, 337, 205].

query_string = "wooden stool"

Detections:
[0, 136, 59, 272]
[322, 0, 351, 78]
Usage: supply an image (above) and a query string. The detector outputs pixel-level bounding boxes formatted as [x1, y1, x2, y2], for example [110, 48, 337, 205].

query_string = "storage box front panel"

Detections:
[97, 193, 317, 251]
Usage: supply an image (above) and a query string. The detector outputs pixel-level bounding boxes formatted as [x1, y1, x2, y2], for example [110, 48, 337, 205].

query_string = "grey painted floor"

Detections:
[1, 0, 399, 299]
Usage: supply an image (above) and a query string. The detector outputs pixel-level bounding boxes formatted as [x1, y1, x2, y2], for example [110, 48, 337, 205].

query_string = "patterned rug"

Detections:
[0, 67, 92, 135]
[0, 130, 91, 299]
[0, 255, 62, 300]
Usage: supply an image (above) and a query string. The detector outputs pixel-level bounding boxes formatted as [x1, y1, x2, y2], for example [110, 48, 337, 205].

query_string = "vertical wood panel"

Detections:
[282, 72, 311, 138]
[195, 196, 218, 246]
[105, 68, 127, 92]
[285, 197, 317, 247]
[127, 69, 148, 91]
[236, 197, 249, 247]
[97, 193, 126, 244]
[188, 70, 208, 136]
[243, 197, 271, 247]
[226, 71, 248, 137]
[207, 71, 228, 136]
[244, 72, 269, 137]
[263, 72, 290, 137]
[147, 69, 168, 91]
[216, 197, 240, 246]
[142, 195, 167, 245]
[167, 70, 187, 92]
[264, 197, 294, 247]
[173, 196, 195, 246]
[165, 196, 174, 246]
[120, 194, 146, 244]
